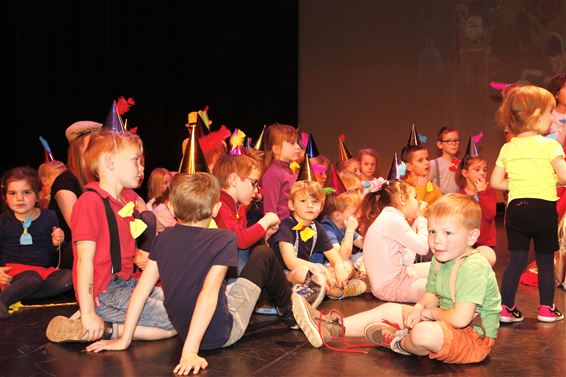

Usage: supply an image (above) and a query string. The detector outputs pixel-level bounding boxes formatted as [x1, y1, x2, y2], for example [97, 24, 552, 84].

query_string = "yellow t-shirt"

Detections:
[495, 135, 564, 203]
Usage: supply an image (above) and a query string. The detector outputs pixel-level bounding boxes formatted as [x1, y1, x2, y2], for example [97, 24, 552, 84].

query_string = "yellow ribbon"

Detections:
[209, 218, 218, 229]
[290, 161, 300, 173]
[426, 181, 434, 193]
[292, 220, 316, 242]
[117, 202, 148, 239]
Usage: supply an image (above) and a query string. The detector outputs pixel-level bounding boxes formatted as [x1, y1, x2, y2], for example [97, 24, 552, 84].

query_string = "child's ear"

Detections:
[228, 173, 238, 188]
[467, 228, 480, 246]
[211, 201, 222, 217]
[104, 154, 114, 170]
[397, 193, 406, 206]
[461, 169, 469, 179]
[273, 144, 281, 156]
[436, 140, 443, 150]
[288, 199, 295, 212]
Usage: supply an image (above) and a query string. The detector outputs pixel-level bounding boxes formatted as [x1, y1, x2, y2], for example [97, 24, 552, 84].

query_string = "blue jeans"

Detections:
[95, 276, 174, 331]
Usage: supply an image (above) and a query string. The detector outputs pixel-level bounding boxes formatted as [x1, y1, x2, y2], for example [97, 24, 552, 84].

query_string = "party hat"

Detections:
[306, 133, 320, 158]
[102, 101, 126, 133]
[387, 153, 401, 180]
[338, 134, 353, 162]
[198, 125, 231, 158]
[299, 131, 309, 150]
[197, 106, 212, 135]
[245, 137, 252, 149]
[229, 128, 246, 155]
[253, 125, 266, 150]
[406, 124, 421, 146]
[179, 124, 209, 174]
[297, 154, 316, 182]
[39, 136, 54, 162]
[326, 164, 347, 194]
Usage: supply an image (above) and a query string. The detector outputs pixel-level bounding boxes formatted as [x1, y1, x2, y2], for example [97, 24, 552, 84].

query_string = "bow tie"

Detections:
[426, 181, 434, 193]
[292, 220, 316, 242]
[290, 161, 300, 173]
[117, 202, 148, 239]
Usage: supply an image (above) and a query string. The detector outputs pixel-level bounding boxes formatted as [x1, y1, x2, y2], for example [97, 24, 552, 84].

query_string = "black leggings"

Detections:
[239, 245, 292, 308]
[501, 250, 556, 307]
[0, 269, 73, 308]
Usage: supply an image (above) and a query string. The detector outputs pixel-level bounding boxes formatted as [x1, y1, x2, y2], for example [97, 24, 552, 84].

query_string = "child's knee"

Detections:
[410, 322, 444, 351]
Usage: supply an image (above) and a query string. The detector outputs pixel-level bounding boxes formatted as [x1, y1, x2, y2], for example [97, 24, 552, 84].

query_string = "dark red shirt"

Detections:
[459, 188, 497, 247]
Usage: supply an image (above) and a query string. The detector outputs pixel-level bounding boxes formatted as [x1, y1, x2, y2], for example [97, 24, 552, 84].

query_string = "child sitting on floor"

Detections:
[402, 145, 442, 206]
[293, 194, 501, 364]
[269, 181, 366, 304]
[85, 172, 297, 376]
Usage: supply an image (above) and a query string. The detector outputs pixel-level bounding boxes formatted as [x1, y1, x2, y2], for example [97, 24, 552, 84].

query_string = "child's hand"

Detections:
[263, 212, 280, 227]
[173, 352, 208, 375]
[81, 312, 106, 342]
[344, 215, 358, 233]
[0, 266, 13, 285]
[404, 305, 424, 329]
[86, 337, 131, 353]
[134, 250, 149, 270]
[474, 177, 487, 192]
[265, 224, 279, 241]
[51, 227, 64, 246]
[421, 308, 435, 321]
[416, 201, 427, 218]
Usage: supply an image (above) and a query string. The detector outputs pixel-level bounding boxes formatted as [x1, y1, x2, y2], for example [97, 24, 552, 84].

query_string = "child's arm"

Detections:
[280, 242, 314, 270]
[76, 240, 106, 342]
[51, 226, 64, 247]
[86, 260, 161, 352]
[552, 156, 566, 184]
[55, 190, 79, 228]
[478, 188, 497, 221]
[490, 166, 508, 191]
[174, 265, 228, 376]
[337, 215, 358, 260]
[404, 291, 439, 329]
[423, 302, 477, 329]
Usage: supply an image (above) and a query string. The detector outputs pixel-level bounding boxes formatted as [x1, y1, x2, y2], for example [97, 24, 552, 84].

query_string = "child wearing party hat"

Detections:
[38, 160, 67, 209]
[429, 126, 461, 194]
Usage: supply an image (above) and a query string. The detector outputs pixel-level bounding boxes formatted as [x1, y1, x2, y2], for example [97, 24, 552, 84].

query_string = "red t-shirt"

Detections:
[459, 188, 497, 247]
[71, 182, 138, 304]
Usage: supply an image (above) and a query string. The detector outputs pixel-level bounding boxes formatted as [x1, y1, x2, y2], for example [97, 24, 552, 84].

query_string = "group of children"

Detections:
[0, 74, 565, 374]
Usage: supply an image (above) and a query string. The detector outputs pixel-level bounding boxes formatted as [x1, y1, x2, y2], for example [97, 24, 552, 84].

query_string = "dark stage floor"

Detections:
[1, 215, 565, 377]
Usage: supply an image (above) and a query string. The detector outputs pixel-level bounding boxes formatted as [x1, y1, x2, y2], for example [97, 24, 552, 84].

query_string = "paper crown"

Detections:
[306, 133, 320, 158]
[102, 101, 126, 133]
[297, 154, 316, 182]
[387, 153, 402, 180]
[326, 164, 347, 194]
[253, 125, 266, 150]
[179, 124, 209, 174]
[338, 134, 353, 162]
[229, 128, 246, 155]
[186, 107, 212, 137]
[39, 136, 54, 162]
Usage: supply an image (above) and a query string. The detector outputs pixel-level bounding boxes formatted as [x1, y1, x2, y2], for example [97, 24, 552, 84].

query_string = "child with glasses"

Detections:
[212, 154, 280, 274]
[429, 127, 461, 194]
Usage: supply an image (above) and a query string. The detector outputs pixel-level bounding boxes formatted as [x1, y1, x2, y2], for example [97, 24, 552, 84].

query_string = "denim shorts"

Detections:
[95, 276, 174, 331]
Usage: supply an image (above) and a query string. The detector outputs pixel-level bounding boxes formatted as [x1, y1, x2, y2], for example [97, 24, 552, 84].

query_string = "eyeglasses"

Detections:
[440, 139, 461, 145]
[240, 176, 259, 189]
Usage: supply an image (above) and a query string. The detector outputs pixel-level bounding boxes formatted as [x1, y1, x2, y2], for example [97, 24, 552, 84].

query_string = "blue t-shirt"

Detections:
[0, 209, 58, 267]
[268, 217, 333, 267]
[149, 225, 237, 350]
[318, 216, 360, 264]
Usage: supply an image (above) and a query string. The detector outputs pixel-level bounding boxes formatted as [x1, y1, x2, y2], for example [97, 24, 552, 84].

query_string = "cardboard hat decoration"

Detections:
[65, 121, 103, 143]
[326, 164, 347, 195]
[198, 125, 231, 158]
[102, 101, 126, 133]
[338, 134, 353, 162]
[306, 133, 320, 158]
[387, 153, 402, 180]
[198, 106, 212, 134]
[245, 137, 252, 149]
[39, 136, 54, 162]
[406, 124, 421, 146]
[461, 135, 479, 169]
[229, 128, 246, 155]
[297, 153, 316, 182]
[253, 124, 266, 150]
[179, 123, 209, 174]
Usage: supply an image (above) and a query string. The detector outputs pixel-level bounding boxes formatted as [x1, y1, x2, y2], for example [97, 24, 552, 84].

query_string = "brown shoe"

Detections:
[46, 316, 88, 343]
[364, 322, 410, 355]
[292, 294, 343, 348]
[326, 278, 368, 299]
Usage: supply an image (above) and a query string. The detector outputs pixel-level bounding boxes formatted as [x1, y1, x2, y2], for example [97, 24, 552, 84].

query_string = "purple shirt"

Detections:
[261, 160, 296, 220]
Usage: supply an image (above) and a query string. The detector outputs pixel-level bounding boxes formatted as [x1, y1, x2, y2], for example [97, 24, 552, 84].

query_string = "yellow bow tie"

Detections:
[426, 181, 434, 193]
[117, 202, 148, 239]
[290, 161, 300, 173]
[292, 220, 316, 242]
[208, 218, 218, 229]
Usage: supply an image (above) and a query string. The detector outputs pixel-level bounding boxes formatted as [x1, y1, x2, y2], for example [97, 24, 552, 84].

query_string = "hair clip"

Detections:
[365, 177, 388, 193]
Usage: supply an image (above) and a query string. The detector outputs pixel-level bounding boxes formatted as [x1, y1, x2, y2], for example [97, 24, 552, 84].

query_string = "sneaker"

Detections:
[364, 322, 410, 355]
[46, 316, 88, 342]
[291, 294, 343, 348]
[277, 303, 299, 330]
[500, 305, 524, 323]
[293, 271, 326, 309]
[537, 304, 564, 323]
[254, 304, 278, 315]
[327, 278, 368, 299]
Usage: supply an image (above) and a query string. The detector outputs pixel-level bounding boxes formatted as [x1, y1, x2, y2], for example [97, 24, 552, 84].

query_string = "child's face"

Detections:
[340, 204, 358, 223]
[313, 164, 328, 186]
[345, 160, 361, 177]
[360, 155, 377, 179]
[462, 160, 487, 185]
[235, 168, 260, 205]
[428, 217, 479, 263]
[113, 145, 145, 189]
[436, 131, 460, 156]
[278, 140, 301, 163]
[407, 149, 430, 176]
[399, 186, 419, 223]
[289, 194, 322, 222]
[5, 180, 38, 217]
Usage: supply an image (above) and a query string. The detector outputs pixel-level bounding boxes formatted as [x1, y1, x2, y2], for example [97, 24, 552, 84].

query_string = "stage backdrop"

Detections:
[299, 0, 566, 201]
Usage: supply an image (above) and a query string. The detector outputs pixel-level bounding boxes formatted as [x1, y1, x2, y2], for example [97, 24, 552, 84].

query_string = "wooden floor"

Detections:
[1, 215, 565, 377]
